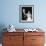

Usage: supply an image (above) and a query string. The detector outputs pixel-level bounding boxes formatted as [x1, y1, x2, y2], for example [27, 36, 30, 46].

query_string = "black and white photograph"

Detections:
[19, 5, 34, 23]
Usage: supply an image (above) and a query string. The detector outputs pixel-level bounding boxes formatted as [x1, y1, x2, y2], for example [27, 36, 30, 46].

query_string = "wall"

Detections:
[0, 0, 46, 44]
[0, 0, 46, 29]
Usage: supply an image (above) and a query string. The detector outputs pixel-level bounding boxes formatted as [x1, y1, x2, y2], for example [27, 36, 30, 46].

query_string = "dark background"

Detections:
[22, 7, 32, 20]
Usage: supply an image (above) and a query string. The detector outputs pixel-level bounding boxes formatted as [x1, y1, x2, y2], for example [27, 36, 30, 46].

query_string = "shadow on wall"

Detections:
[0, 24, 7, 43]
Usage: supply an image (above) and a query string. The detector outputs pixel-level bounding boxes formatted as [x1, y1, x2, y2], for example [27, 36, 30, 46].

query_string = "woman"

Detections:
[22, 9, 32, 21]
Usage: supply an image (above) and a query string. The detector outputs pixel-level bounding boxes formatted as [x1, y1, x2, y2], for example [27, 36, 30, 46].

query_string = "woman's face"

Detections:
[28, 11, 30, 14]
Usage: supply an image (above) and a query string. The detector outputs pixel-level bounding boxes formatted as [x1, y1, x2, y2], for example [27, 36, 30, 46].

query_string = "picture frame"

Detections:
[19, 5, 34, 23]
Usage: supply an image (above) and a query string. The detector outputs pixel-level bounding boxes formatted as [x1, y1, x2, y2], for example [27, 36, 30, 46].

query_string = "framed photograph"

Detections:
[19, 5, 34, 23]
